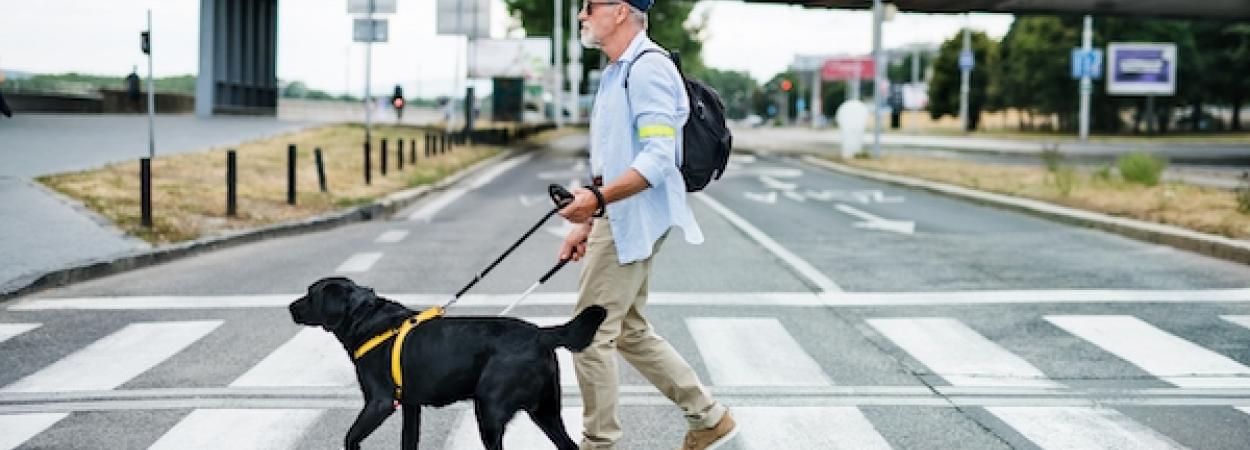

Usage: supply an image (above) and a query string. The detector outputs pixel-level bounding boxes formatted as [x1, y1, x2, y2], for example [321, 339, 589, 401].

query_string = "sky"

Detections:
[0, 0, 1013, 97]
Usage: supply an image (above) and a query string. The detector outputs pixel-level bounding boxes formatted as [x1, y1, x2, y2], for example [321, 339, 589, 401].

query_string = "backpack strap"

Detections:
[623, 48, 671, 89]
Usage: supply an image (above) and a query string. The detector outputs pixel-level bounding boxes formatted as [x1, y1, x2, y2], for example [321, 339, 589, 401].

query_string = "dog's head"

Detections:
[289, 277, 376, 332]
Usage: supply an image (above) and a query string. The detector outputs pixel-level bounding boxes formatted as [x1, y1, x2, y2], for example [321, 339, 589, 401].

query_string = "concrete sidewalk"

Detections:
[0, 114, 316, 291]
[732, 126, 1250, 188]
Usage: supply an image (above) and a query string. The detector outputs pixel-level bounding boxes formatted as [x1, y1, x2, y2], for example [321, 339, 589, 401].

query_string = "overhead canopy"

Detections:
[740, 0, 1250, 21]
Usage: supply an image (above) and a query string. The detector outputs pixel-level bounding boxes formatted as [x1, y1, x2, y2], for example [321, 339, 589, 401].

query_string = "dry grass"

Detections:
[38, 124, 502, 244]
[842, 155, 1250, 239]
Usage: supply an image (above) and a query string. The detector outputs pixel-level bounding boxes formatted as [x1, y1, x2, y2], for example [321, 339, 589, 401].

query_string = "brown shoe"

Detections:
[680, 410, 738, 450]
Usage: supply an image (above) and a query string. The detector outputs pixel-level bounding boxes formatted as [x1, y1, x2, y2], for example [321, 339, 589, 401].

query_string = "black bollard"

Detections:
[381, 138, 388, 176]
[409, 137, 416, 163]
[314, 148, 327, 193]
[364, 142, 372, 185]
[287, 144, 297, 205]
[226, 150, 237, 217]
[397, 139, 404, 170]
[140, 157, 152, 228]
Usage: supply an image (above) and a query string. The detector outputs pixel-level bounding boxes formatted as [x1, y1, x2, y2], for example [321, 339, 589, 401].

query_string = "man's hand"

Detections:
[559, 222, 592, 261]
[558, 188, 599, 224]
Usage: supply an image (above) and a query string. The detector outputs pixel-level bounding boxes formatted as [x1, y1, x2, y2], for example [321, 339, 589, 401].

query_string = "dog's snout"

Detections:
[289, 297, 308, 324]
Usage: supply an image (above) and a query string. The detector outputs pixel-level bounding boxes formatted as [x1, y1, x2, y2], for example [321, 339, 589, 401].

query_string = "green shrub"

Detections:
[1117, 152, 1167, 186]
[1040, 145, 1063, 173]
[1093, 164, 1113, 181]
[1237, 172, 1250, 215]
[1054, 166, 1076, 197]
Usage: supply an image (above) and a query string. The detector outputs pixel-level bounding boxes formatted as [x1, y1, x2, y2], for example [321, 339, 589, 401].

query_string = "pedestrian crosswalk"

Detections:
[2, 312, 1250, 449]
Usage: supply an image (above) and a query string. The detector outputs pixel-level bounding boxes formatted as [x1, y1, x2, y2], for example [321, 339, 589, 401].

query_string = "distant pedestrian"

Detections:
[126, 66, 142, 112]
[0, 63, 12, 118]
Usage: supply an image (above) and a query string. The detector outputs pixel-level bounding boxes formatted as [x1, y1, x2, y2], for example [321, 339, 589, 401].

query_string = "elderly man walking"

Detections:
[556, 0, 737, 449]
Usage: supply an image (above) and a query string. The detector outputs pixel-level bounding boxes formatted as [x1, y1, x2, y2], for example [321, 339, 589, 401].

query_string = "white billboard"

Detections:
[437, 0, 491, 38]
[469, 38, 551, 80]
[1106, 43, 1177, 96]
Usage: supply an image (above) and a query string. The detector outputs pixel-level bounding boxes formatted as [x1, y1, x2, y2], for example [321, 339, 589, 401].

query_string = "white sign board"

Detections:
[437, 0, 491, 38]
[348, 0, 396, 14]
[1106, 43, 1177, 96]
[469, 38, 551, 79]
[353, 18, 389, 42]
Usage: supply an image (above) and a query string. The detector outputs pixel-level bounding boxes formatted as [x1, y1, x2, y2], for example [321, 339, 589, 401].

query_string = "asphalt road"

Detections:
[3, 139, 1250, 449]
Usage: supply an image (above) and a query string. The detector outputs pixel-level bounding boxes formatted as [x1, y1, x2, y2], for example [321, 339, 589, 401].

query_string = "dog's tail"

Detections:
[539, 305, 606, 351]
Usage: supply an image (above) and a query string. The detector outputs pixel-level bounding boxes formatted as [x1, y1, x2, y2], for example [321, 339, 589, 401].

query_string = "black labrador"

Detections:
[288, 277, 604, 450]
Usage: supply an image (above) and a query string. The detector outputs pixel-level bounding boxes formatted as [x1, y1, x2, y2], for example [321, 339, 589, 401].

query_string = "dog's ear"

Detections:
[310, 279, 355, 331]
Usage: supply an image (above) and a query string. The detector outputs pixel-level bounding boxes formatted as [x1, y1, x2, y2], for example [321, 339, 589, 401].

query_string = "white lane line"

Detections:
[1046, 315, 1250, 388]
[445, 407, 582, 449]
[1222, 315, 1250, 331]
[0, 413, 68, 450]
[986, 407, 1184, 450]
[687, 318, 832, 386]
[0, 323, 40, 343]
[14, 288, 1250, 311]
[374, 229, 409, 243]
[335, 252, 383, 273]
[148, 409, 323, 450]
[734, 407, 890, 450]
[1, 321, 222, 393]
[526, 317, 578, 387]
[694, 193, 841, 292]
[407, 154, 533, 223]
[873, 317, 1186, 449]
[231, 329, 356, 387]
[867, 318, 1060, 387]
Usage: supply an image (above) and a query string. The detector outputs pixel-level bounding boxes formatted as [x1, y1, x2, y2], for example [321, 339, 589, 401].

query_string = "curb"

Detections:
[797, 155, 1250, 266]
[0, 148, 522, 302]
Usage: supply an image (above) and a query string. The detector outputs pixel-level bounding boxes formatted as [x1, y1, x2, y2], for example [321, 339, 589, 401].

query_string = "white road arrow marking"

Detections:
[759, 175, 797, 191]
[783, 191, 807, 203]
[834, 204, 915, 235]
[804, 190, 837, 202]
[865, 189, 905, 203]
[744, 191, 778, 204]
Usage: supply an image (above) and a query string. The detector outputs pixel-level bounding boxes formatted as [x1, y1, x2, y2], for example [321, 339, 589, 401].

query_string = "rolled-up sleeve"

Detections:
[626, 58, 682, 187]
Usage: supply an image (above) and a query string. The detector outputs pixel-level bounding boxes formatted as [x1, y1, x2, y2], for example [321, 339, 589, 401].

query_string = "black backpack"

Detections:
[625, 49, 732, 192]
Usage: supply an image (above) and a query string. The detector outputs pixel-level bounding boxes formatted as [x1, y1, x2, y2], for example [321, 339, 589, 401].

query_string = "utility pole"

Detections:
[553, 0, 564, 128]
[364, 0, 374, 146]
[959, 14, 972, 133]
[1078, 15, 1093, 141]
[568, 2, 582, 123]
[870, 0, 884, 157]
[146, 9, 155, 159]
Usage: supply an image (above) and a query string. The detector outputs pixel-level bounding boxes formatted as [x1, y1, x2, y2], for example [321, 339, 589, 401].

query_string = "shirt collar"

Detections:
[614, 30, 651, 66]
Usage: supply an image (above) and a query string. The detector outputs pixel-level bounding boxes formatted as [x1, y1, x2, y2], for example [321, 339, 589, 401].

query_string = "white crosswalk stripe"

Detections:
[0, 413, 69, 450]
[1222, 315, 1250, 331]
[687, 317, 832, 386]
[1, 321, 221, 393]
[445, 407, 582, 449]
[147, 409, 323, 450]
[870, 317, 1185, 450]
[230, 328, 356, 387]
[375, 229, 410, 243]
[0, 323, 40, 344]
[1046, 315, 1250, 388]
[734, 406, 892, 449]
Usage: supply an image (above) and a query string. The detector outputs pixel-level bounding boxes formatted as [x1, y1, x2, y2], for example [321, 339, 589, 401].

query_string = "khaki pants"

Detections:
[573, 217, 725, 449]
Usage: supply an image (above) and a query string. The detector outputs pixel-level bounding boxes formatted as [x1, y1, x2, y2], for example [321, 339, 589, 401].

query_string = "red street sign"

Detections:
[821, 58, 875, 81]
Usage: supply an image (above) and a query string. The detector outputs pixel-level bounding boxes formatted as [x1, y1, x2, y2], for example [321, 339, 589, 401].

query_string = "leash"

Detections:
[441, 184, 576, 311]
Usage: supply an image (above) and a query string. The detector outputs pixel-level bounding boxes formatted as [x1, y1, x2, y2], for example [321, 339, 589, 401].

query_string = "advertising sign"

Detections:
[468, 38, 551, 79]
[821, 58, 874, 81]
[1106, 43, 1176, 95]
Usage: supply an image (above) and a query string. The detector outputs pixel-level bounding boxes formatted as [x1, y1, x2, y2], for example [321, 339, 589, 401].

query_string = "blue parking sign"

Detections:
[1071, 49, 1104, 80]
[958, 51, 974, 71]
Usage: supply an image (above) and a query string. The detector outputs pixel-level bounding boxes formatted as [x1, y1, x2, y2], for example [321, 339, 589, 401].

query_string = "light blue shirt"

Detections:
[589, 31, 704, 264]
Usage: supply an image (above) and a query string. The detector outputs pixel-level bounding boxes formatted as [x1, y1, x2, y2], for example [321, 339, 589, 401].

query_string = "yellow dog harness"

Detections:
[352, 306, 444, 400]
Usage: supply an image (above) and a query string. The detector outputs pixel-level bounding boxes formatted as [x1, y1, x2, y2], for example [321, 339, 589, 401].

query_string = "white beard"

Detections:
[580, 27, 602, 49]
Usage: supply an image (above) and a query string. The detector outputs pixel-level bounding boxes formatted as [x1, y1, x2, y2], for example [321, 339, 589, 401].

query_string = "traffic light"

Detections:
[780, 79, 793, 92]
[391, 85, 405, 119]
[141, 31, 151, 55]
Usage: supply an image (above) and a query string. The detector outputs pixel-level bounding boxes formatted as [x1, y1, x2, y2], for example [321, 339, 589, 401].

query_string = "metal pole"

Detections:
[553, 0, 564, 128]
[147, 9, 155, 159]
[364, 0, 374, 147]
[871, 0, 884, 157]
[911, 49, 920, 133]
[811, 69, 822, 128]
[959, 14, 971, 133]
[1078, 15, 1093, 141]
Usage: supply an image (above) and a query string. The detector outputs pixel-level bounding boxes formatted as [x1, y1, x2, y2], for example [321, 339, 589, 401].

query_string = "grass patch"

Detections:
[1118, 152, 1168, 186]
[38, 123, 506, 244]
[842, 155, 1250, 239]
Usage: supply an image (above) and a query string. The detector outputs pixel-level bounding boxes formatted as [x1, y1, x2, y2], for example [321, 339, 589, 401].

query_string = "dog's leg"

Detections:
[473, 399, 511, 450]
[528, 382, 579, 450]
[401, 403, 421, 450]
[344, 400, 394, 450]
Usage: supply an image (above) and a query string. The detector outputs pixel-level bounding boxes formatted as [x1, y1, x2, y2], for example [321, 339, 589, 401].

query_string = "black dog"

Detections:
[289, 277, 605, 450]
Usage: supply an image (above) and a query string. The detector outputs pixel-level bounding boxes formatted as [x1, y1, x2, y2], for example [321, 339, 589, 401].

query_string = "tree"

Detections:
[929, 30, 997, 130]
[502, 0, 706, 86]
[696, 68, 756, 120]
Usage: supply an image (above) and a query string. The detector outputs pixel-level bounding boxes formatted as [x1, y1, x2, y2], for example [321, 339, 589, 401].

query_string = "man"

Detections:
[557, 1, 737, 449]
